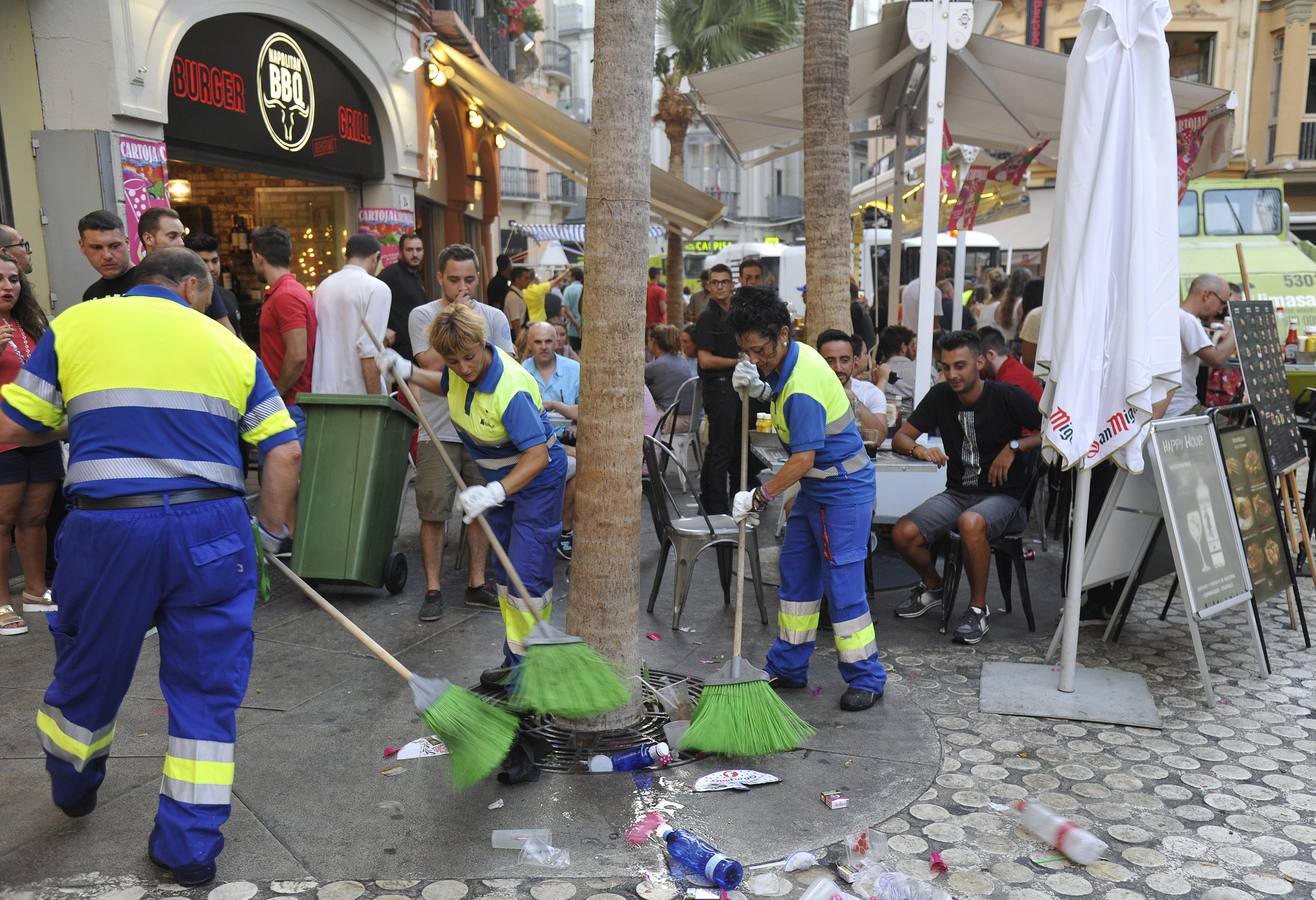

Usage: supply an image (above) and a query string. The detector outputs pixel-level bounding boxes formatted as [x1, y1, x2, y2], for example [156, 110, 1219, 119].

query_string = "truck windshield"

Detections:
[1203, 188, 1282, 236]
[1178, 192, 1198, 236]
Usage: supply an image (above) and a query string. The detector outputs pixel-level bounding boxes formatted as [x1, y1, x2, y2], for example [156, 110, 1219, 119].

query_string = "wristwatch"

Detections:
[1009, 439, 1020, 451]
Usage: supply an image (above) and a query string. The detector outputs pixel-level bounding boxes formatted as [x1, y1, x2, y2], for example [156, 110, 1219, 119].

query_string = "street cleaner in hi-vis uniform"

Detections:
[378, 303, 566, 686]
[727, 286, 885, 712]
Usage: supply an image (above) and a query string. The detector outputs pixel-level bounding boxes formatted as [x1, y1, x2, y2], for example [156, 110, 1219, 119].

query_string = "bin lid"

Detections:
[296, 393, 419, 424]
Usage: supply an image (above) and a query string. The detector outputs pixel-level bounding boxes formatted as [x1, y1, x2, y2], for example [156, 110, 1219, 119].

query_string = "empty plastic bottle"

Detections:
[868, 871, 952, 900]
[655, 824, 743, 890]
[588, 741, 671, 772]
[1013, 800, 1107, 864]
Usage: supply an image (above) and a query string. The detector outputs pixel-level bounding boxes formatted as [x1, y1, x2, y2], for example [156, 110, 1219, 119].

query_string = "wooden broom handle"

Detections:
[1235, 243, 1252, 301]
[362, 321, 544, 622]
[733, 387, 749, 661]
[266, 552, 415, 681]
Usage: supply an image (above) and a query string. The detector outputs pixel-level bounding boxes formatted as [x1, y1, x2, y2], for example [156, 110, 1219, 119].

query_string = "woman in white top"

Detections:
[975, 268, 1008, 337]
[993, 267, 1033, 344]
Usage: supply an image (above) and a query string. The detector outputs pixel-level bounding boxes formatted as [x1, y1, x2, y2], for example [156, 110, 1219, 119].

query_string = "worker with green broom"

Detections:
[728, 287, 885, 711]
[379, 304, 566, 686]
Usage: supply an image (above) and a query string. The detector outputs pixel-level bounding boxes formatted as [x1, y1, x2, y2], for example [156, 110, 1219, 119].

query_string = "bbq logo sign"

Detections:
[258, 33, 315, 152]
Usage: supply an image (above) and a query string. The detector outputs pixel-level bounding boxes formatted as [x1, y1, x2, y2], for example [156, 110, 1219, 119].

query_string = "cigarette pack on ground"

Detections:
[834, 862, 863, 884]
[820, 790, 848, 809]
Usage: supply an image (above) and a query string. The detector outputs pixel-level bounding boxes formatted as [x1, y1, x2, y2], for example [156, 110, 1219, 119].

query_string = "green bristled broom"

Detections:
[680, 389, 814, 756]
[267, 554, 518, 788]
[363, 321, 629, 720]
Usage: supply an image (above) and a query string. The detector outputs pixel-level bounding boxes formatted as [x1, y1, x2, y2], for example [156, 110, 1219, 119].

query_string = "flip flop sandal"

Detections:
[0, 604, 29, 636]
[22, 589, 56, 613]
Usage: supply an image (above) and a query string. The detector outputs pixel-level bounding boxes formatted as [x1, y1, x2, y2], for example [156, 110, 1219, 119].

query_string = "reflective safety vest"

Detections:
[446, 344, 557, 471]
[770, 342, 869, 480]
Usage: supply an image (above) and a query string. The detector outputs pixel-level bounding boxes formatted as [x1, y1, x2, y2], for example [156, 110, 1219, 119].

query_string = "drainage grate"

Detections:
[473, 668, 704, 774]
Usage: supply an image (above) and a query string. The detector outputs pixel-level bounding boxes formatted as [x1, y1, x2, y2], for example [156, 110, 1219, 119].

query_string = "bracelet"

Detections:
[752, 485, 773, 510]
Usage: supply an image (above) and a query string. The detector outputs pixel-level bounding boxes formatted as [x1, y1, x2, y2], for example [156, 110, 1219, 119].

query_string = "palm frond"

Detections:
[658, 0, 801, 76]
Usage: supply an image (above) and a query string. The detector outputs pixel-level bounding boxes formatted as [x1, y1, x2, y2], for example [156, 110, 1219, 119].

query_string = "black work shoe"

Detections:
[464, 583, 501, 610]
[418, 590, 443, 622]
[839, 688, 881, 711]
[953, 606, 990, 645]
[556, 530, 574, 561]
[767, 675, 807, 691]
[895, 583, 943, 618]
[149, 847, 216, 887]
[480, 666, 513, 689]
[59, 794, 96, 818]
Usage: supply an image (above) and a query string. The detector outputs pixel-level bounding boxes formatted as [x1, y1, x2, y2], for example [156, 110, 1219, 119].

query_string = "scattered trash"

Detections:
[845, 829, 886, 863]
[396, 735, 448, 760]
[634, 774, 655, 790]
[518, 835, 570, 868]
[648, 680, 694, 721]
[820, 790, 848, 810]
[1013, 800, 1107, 864]
[380, 765, 405, 777]
[693, 770, 781, 792]
[663, 720, 691, 748]
[658, 823, 743, 890]
[866, 870, 951, 900]
[678, 626, 696, 633]
[487, 799, 504, 810]
[797, 877, 860, 900]
[647, 632, 663, 641]
[383, 746, 400, 757]
[491, 828, 552, 849]
[627, 812, 666, 845]
[834, 862, 867, 885]
[499, 733, 552, 786]
[1024, 549, 1037, 560]
[929, 850, 948, 875]
[589, 741, 672, 773]
[810, 687, 822, 698]
[1032, 855, 1068, 866]
[783, 851, 817, 872]
[744, 871, 791, 896]
[378, 800, 403, 817]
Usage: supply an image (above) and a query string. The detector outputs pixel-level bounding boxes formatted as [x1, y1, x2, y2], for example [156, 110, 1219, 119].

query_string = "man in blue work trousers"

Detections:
[0, 247, 302, 886]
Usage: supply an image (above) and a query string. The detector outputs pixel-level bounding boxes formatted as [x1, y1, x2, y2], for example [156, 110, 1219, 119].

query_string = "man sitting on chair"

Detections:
[890, 330, 1042, 645]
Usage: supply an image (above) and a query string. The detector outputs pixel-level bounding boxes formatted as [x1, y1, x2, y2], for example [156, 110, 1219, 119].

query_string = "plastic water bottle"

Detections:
[1013, 800, 1107, 864]
[588, 741, 671, 773]
[867, 872, 951, 900]
[655, 824, 743, 890]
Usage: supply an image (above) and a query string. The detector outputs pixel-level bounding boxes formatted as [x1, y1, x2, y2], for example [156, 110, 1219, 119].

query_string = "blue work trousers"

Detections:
[38, 496, 256, 876]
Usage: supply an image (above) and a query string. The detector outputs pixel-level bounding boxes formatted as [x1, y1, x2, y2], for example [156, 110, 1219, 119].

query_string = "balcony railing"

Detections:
[1301, 122, 1316, 161]
[547, 171, 578, 203]
[541, 39, 572, 81]
[501, 166, 541, 199]
[764, 194, 803, 220]
[705, 189, 738, 218]
[432, 0, 513, 80]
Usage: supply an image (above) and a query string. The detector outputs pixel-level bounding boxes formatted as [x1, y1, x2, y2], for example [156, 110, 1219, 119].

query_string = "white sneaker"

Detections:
[22, 589, 56, 613]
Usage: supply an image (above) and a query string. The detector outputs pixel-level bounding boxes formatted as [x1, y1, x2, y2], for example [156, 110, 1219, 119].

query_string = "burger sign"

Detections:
[258, 32, 315, 152]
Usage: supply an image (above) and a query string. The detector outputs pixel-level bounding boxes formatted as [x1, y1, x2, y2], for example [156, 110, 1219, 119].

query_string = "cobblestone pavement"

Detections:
[5, 570, 1316, 900]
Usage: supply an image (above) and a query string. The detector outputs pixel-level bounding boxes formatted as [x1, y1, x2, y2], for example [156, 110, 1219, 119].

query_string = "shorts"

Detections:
[565, 453, 576, 481]
[0, 443, 65, 485]
[415, 440, 484, 522]
[903, 489, 1025, 545]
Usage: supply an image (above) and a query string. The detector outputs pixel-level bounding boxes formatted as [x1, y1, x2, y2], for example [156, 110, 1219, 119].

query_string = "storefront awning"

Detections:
[439, 42, 724, 236]
[515, 223, 666, 242]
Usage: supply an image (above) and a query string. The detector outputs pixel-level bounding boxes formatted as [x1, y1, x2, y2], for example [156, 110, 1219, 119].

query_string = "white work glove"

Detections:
[732, 358, 771, 401]
[378, 348, 414, 386]
[731, 490, 760, 528]
[459, 481, 507, 523]
[255, 518, 291, 556]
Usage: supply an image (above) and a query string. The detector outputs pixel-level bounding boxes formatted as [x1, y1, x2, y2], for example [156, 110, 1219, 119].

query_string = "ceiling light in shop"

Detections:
[166, 179, 192, 202]
[427, 63, 447, 87]
[467, 108, 484, 128]
[494, 133, 507, 150]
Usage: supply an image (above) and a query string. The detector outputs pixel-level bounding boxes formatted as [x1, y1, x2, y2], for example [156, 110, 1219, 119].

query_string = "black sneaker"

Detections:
[767, 675, 807, 691]
[464, 583, 500, 610]
[556, 530, 574, 561]
[839, 687, 881, 711]
[952, 606, 990, 645]
[895, 583, 943, 618]
[418, 590, 443, 622]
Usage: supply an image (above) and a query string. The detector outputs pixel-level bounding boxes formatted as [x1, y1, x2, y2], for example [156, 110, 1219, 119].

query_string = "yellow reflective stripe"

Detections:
[773, 343, 855, 444]
[2, 382, 65, 429]
[499, 585, 553, 654]
[448, 348, 546, 448]
[779, 610, 821, 632]
[244, 407, 297, 446]
[36, 708, 115, 771]
[778, 607, 820, 644]
[162, 755, 235, 786]
[835, 624, 878, 663]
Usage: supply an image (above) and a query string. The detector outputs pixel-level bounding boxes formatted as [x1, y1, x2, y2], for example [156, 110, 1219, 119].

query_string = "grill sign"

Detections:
[258, 33, 315, 151]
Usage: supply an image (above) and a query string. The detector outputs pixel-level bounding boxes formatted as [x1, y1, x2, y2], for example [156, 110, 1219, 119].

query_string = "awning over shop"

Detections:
[438, 41, 724, 236]
[687, 2, 1234, 165]
[515, 223, 667, 242]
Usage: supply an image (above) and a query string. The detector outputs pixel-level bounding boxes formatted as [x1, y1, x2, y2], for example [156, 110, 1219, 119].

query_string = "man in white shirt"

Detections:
[900, 249, 952, 332]
[1166, 273, 1236, 418]
[408, 244, 515, 622]
[311, 234, 391, 394]
[817, 329, 888, 445]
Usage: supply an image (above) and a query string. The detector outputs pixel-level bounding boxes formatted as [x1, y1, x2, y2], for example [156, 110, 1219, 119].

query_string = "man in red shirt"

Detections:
[646, 266, 667, 328]
[252, 225, 315, 532]
[980, 326, 1042, 403]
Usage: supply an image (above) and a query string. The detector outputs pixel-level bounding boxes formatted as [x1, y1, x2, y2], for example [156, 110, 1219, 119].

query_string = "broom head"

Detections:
[510, 620, 630, 718]
[678, 657, 814, 756]
[412, 675, 521, 788]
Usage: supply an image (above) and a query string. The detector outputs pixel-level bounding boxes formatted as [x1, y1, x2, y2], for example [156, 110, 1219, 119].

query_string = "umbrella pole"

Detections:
[951, 226, 968, 330]
[887, 108, 907, 333]
[1059, 465, 1092, 692]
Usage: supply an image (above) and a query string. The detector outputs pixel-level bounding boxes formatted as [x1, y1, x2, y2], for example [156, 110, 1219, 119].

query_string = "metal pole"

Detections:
[951, 227, 968, 330]
[1059, 465, 1092, 692]
[887, 108, 908, 333]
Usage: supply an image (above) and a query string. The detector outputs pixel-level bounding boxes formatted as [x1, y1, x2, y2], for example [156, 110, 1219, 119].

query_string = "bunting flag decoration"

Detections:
[1175, 111, 1209, 203]
[946, 140, 1050, 233]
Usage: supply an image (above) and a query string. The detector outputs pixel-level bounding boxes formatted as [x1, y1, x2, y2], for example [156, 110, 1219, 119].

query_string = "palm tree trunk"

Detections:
[802, 0, 851, 342]
[564, 0, 654, 729]
[659, 81, 694, 325]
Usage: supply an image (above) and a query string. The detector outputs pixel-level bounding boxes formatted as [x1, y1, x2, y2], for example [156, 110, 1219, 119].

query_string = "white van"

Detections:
[856, 228, 1002, 303]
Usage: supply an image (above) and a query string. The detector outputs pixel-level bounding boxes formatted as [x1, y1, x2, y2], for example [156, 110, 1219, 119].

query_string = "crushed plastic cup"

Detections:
[797, 878, 860, 900]
[745, 872, 791, 896]
[491, 828, 552, 849]
[519, 835, 570, 869]
[783, 850, 818, 872]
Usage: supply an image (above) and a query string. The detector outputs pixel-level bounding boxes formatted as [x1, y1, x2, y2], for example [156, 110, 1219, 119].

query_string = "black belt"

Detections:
[71, 487, 240, 510]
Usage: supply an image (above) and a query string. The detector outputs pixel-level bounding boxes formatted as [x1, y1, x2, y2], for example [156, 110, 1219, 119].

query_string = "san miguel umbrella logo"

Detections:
[258, 32, 315, 152]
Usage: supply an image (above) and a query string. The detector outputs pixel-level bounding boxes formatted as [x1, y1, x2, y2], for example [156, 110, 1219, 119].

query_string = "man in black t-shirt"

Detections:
[486, 254, 512, 312]
[890, 330, 1042, 644]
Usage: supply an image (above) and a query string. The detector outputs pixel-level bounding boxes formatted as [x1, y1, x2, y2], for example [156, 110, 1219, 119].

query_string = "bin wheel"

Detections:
[384, 552, 408, 595]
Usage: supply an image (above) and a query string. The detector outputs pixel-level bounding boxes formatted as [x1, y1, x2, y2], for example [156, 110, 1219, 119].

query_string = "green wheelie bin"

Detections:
[291, 394, 417, 593]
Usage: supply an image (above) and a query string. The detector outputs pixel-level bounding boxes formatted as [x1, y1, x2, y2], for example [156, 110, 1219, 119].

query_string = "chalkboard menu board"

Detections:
[1218, 424, 1289, 602]
[1149, 417, 1252, 618]
[1228, 300, 1306, 474]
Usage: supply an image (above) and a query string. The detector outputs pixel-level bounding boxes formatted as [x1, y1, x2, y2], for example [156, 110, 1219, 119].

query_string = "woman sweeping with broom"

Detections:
[380, 304, 567, 687]
[727, 287, 885, 712]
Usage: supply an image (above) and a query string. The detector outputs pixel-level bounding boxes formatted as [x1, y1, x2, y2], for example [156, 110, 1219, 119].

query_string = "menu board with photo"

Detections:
[1228, 300, 1307, 474]
[1148, 417, 1252, 618]
[1217, 424, 1290, 602]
